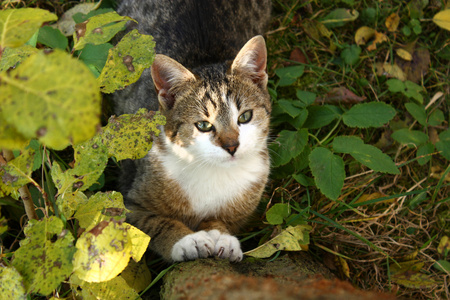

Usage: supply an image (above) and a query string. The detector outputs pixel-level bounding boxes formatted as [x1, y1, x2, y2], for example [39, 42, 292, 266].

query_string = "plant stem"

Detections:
[1, 149, 38, 220]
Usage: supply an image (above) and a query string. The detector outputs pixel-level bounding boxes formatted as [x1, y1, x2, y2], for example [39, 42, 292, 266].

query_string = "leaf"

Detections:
[386, 78, 405, 92]
[72, 219, 150, 283]
[316, 87, 366, 104]
[52, 136, 108, 194]
[342, 102, 396, 128]
[390, 260, 437, 289]
[405, 103, 427, 126]
[341, 44, 361, 65]
[78, 43, 113, 76]
[0, 8, 57, 49]
[428, 109, 445, 126]
[0, 266, 26, 300]
[404, 80, 424, 103]
[71, 274, 141, 300]
[309, 147, 345, 200]
[0, 50, 101, 150]
[333, 136, 399, 174]
[395, 48, 431, 83]
[292, 173, 315, 187]
[74, 191, 127, 229]
[433, 9, 450, 31]
[121, 259, 152, 293]
[56, 191, 88, 218]
[73, 12, 134, 51]
[433, 260, 450, 273]
[266, 203, 290, 225]
[275, 65, 305, 87]
[100, 109, 165, 161]
[296, 90, 316, 106]
[270, 129, 308, 167]
[354, 26, 376, 45]
[303, 105, 341, 129]
[0, 45, 38, 72]
[37, 26, 68, 50]
[277, 99, 304, 118]
[51, 2, 101, 36]
[385, 13, 400, 32]
[244, 225, 311, 258]
[1, 147, 35, 190]
[321, 9, 359, 28]
[12, 217, 75, 295]
[437, 235, 449, 256]
[366, 31, 388, 51]
[436, 129, 450, 160]
[377, 63, 407, 81]
[416, 142, 434, 165]
[391, 129, 428, 147]
[0, 114, 29, 150]
[98, 30, 156, 93]
[396, 48, 413, 61]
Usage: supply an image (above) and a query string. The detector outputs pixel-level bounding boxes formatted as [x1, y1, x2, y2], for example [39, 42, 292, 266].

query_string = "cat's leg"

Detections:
[131, 212, 215, 262]
[197, 220, 243, 262]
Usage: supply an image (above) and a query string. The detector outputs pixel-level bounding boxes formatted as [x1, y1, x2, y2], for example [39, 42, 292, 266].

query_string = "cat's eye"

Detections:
[238, 110, 253, 124]
[195, 121, 214, 132]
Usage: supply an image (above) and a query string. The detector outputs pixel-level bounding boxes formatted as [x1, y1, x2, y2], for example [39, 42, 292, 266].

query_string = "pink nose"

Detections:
[223, 143, 239, 156]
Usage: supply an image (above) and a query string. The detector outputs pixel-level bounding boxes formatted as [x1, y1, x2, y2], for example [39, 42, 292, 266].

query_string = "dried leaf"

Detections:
[396, 48, 413, 61]
[337, 256, 350, 278]
[51, 2, 101, 36]
[376, 62, 407, 81]
[355, 26, 376, 45]
[367, 31, 388, 51]
[289, 48, 307, 64]
[395, 48, 431, 83]
[385, 13, 401, 32]
[316, 87, 366, 104]
[432, 9, 450, 31]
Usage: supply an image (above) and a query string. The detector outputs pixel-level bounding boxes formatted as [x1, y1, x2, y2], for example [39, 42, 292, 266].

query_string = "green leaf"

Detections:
[37, 26, 68, 50]
[12, 217, 75, 295]
[71, 274, 141, 300]
[433, 260, 450, 273]
[428, 109, 445, 126]
[0, 49, 101, 150]
[292, 173, 315, 186]
[100, 109, 165, 161]
[309, 147, 345, 200]
[78, 43, 113, 76]
[26, 139, 43, 171]
[98, 29, 155, 93]
[72, 219, 150, 283]
[73, 11, 135, 51]
[0, 8, 57, 49]
[296, 90, 316, 107]
[277, 99, 304, 118]
[56, 191, 88, 218]
[391, 129, 429, 147]
[52, 136, 108, 194]
[289, 108, 309, 129]
[51, 2, 101, 36]
[320, 8, 359, 28]
[405, 103, 427, 126]
[266, 203, 290, 225]
[0, 45, 38, 72]
[244, 225, 311, 258]
[74, 191, 127, 229]
[270, 129, 308, 167]
[333, 136, 399, 174]
[343, 102, 396, 128]
[404, 81, 424, 103]
[303, 105, 341, 129]
[0, 266, 26, 300]
[341, 44, 361, 65]
[386, 78, 405, 93]
[416, 142, 434, 165]
[436, 129, 450, 160]
[275, 65, 305, 87]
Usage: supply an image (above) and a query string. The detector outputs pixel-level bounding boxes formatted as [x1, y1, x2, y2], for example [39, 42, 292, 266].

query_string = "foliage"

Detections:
[0, 4, 161, 299]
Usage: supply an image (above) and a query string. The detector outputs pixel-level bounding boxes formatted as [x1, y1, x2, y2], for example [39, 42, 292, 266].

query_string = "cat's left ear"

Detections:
[231, 35, 268, 88]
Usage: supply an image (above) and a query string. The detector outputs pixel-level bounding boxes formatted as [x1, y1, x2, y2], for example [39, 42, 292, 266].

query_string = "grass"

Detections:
[265, 0, 449, 299]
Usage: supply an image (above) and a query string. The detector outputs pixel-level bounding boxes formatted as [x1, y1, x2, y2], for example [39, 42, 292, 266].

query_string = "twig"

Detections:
[1, 149, 38, 220]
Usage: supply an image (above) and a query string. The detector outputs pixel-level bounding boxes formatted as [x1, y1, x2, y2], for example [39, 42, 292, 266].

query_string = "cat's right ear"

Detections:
[151, 54, 196, 110]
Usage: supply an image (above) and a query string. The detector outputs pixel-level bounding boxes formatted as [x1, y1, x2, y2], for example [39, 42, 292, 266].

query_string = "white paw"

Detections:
[171, 231, 215, 262]
[207, 230, 243, 262]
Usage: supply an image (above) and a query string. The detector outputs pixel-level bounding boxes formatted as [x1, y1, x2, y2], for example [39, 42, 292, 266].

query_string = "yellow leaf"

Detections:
[128, 225, 151, 262]
[367, 31, 388, 51]
[396, 48, 413, 61]
[433, 9, 450, 31]
[51, 2, 101, 36]
[72, 219, 150, 283]
[376, 62, 407, 81]
[390, 260, 424, 276]
[70, 274, 141, 300]
[354, 26, 376, 45]
[355, 192, 385, 204]
[437, 236, 450, 256]
[385, 13, 400, 32]
[121, 258, 152, 293]
[244, 225, 311, 258]
[337, 256, 350, 278]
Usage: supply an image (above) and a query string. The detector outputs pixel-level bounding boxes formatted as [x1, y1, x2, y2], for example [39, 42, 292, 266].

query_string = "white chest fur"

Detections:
[157, 141, 268, 219]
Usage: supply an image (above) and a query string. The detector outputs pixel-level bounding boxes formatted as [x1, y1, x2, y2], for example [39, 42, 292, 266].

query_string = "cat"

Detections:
[113, 0, 272, 262]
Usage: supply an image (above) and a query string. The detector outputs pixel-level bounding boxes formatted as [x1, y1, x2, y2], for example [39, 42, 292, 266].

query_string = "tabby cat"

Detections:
[113, 0, 272, 262]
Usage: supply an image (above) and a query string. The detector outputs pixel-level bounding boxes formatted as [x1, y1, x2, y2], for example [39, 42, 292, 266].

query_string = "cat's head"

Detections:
[151, 36, 271, 166]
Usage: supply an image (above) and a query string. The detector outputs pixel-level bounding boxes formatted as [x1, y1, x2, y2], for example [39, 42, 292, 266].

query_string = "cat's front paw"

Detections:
[171, 231, 215, 262]
[207, 230, 243, 262]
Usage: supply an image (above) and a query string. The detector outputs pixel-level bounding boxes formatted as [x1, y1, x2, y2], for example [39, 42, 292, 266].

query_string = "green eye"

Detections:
[195, 121, 214, 132]
[238, 110, 253, 124]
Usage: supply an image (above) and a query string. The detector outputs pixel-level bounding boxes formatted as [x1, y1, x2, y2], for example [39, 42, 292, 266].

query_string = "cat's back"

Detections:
[117, 0, 271, 67]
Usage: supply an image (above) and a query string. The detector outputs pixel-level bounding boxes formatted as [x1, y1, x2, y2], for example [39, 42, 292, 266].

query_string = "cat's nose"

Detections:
[223, 143, 239, 156]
